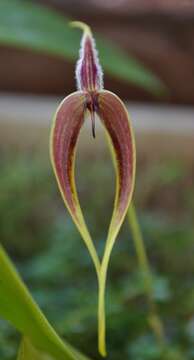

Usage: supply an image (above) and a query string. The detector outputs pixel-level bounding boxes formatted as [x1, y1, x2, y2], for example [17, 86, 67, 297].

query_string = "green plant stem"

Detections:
[127, 203, 166, 347]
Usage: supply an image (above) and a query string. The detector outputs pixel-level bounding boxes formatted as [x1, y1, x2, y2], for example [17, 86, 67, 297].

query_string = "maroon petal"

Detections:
[97, 90, 136, 356]
[98, 90, 136, 227]
[50, 91, 100, 274]
[50, 92, 84, 220]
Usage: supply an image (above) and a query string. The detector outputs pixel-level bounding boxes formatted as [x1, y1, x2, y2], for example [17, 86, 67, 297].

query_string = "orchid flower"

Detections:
[50, 22, 136, 357]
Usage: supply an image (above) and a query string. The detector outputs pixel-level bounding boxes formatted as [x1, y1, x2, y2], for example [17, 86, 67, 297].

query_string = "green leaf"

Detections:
[17, 337, 53, 360]
[0, 245, 90, 360]
[0, 0, 165, 94]
[96, 37, 165, 96]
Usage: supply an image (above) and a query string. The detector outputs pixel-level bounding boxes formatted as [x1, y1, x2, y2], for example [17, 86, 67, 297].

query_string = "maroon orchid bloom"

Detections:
[50, 22, 136, 356]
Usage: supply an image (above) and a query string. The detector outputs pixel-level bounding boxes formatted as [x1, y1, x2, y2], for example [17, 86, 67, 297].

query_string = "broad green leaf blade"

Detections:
[0, 0, 78, 58]
[97, 90, 136, 356]
[0, 245, 90, 360]
[96, 37, 164, 96]
[50, 92, 100, 276]
[0, 0, 165, 94]
[17, 337, 53, 360]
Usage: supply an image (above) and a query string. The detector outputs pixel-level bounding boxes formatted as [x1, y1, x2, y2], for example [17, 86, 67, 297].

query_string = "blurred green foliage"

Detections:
[0, 147, 194, 359]
[0, 0, 165, 95]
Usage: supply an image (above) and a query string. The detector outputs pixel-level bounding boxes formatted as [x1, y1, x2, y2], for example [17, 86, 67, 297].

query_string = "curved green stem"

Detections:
[98, 273, 106, 357]
[127, 203, 166, 346]
[97, 239, 114, 357]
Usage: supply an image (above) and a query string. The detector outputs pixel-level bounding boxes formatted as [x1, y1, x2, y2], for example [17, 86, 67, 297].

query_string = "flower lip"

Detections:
[85, 91, 99, 138]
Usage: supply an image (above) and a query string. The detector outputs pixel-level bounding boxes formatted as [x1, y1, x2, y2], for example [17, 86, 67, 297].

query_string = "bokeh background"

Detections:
[0, 1, 194, 359]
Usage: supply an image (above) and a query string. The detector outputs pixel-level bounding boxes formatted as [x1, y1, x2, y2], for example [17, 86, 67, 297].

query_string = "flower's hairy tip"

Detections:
[70, 21, 91, 36]
[73, 20, 103, 93]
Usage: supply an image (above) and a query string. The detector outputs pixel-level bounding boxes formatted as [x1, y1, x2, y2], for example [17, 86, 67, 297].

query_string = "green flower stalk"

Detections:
[50, 22, 136, 356]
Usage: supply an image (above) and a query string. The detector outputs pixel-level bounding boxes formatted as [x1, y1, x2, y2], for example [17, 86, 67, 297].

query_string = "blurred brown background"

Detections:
[0, 0, 194, 104]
